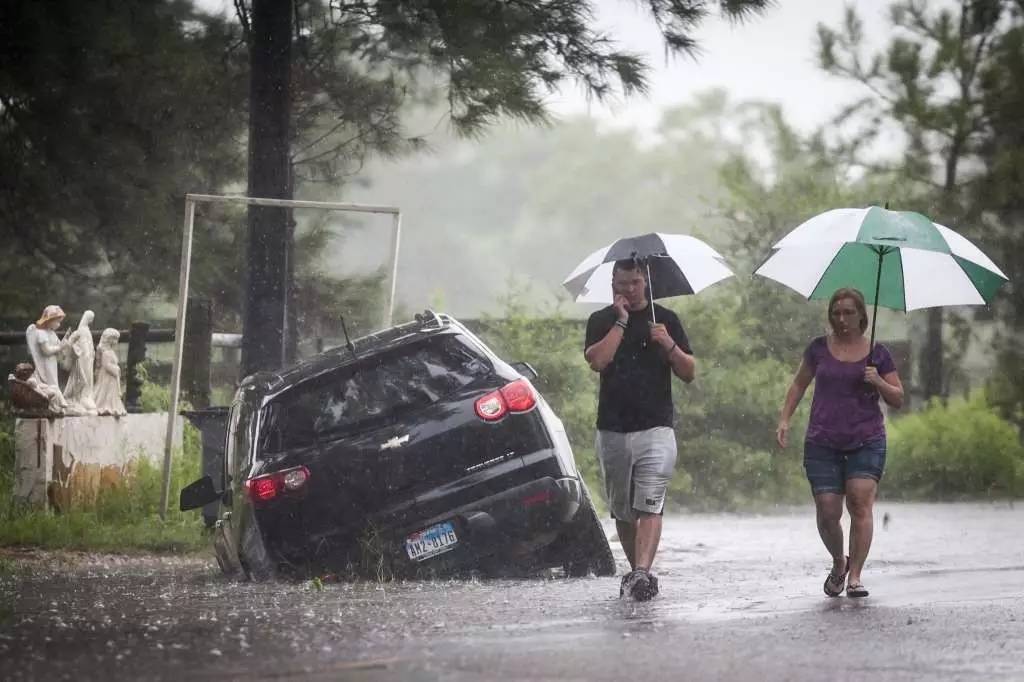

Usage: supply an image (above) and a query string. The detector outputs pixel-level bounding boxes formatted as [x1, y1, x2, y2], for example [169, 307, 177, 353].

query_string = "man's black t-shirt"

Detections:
[585, 303, 691, 433]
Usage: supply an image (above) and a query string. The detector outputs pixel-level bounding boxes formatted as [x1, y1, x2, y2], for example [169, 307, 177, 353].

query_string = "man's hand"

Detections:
[612, 294, 629, 322]
[649, 322, 675, 351]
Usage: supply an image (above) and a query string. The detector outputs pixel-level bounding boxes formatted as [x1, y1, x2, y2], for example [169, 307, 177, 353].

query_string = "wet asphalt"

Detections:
[1, 502, 1022, 681]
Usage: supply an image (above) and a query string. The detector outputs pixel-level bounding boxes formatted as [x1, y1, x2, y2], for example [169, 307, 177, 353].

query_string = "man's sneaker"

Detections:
[619, 569, 658, 601]
[630, 569, 657, 601]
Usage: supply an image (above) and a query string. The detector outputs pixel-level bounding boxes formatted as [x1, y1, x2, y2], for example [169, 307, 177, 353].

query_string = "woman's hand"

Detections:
[863, 366, 884, 387]
[776, 420, 790, 449]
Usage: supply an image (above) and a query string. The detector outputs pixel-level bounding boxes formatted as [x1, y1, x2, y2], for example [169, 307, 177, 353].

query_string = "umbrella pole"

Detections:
[645, 259, 656, 323]
[868, 248, 885, 355]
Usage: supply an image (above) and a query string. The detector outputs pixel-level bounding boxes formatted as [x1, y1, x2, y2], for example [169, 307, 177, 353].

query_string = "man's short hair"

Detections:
[612, 258, 644, 276]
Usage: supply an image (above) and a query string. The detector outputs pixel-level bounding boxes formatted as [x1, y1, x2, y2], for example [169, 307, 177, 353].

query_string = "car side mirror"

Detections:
[179, 475, 221, 511]
[511, 361, 539, 380]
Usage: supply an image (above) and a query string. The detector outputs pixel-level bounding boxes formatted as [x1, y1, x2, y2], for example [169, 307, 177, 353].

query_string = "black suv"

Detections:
[181, 311, 615, 580]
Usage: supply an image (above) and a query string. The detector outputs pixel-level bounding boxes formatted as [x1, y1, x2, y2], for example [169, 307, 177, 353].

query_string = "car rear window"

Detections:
[261, 335, 493, 451]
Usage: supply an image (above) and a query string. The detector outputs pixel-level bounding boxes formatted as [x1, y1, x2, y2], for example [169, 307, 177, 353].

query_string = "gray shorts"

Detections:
[596, 426, 677, 522]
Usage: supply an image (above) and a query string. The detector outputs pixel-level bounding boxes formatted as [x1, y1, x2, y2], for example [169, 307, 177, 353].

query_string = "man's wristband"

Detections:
[614, 319, 628, 330]
[667, 342, 677, 355]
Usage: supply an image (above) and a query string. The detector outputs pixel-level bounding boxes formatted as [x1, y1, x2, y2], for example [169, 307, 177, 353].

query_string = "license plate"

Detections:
[405, 521, 458, 562]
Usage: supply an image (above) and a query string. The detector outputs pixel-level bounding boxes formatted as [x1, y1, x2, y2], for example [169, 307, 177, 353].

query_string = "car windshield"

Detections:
[261, 335, 493, 451]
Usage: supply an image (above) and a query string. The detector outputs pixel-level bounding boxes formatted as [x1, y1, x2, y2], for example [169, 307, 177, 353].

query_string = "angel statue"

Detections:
[63, 310, 98, 416]
[25, 305, 69, 404]
[94, 328, 126, 416]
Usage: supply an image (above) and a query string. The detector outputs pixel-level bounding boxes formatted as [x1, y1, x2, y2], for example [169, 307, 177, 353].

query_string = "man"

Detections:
[584, 259, 694, 601]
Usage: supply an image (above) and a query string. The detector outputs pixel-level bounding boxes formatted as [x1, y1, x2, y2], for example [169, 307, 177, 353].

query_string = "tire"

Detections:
[238, 519, 278, 582]
[560, 483, 616, 577]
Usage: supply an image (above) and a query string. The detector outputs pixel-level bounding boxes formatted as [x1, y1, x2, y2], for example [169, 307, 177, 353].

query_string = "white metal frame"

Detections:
[160, 193, 402, 519]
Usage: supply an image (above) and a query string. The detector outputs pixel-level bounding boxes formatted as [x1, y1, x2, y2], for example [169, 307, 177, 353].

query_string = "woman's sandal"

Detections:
[823, 556, 850, 597]
[847, 582, 869, 598]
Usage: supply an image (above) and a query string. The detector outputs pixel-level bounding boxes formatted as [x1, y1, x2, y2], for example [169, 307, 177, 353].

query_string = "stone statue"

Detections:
[8, 362, 66, 415]
[63, 310, 98, 416]
[25, 305, 69, 403]
[94, 328, 126, 416]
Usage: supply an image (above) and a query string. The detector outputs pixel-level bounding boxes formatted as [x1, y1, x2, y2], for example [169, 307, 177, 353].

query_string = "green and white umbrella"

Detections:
[754, 206, 1009, 345]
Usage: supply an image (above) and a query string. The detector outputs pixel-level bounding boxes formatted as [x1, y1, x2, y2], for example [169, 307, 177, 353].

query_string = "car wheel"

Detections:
[560, 483, 616, 577]
[238, 520, 277, 582]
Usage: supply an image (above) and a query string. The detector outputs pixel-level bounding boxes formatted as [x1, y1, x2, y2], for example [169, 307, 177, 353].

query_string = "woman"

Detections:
[776, 288, 904, 598]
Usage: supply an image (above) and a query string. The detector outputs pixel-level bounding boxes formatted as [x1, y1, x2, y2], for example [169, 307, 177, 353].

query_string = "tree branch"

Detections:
[234, 0, 250, 37]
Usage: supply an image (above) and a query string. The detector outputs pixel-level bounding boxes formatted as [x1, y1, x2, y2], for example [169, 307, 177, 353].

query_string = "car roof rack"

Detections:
[414, 309, 447, 330]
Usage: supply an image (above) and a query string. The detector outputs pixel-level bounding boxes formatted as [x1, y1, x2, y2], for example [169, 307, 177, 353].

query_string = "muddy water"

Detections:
[2, 502, 1022, 681]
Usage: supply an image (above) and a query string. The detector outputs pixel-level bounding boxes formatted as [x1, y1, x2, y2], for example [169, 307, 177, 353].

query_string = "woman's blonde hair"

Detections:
[828, 287, 868, 334]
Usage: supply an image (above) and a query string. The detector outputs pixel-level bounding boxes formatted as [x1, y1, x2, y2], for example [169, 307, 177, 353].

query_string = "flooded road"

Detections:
[2, 502, 1022, 681]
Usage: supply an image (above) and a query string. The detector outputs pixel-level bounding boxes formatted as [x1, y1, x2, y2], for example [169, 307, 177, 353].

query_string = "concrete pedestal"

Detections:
[13, 414, 184, 511]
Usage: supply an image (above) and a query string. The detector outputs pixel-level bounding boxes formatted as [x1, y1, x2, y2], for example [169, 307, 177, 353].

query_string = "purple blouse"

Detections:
[803, 336, 896, 450]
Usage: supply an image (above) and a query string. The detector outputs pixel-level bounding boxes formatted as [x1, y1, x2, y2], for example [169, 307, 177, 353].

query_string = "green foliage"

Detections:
[886, 393, 1024, 500]
[325, 0, 770, 134]
[978, 21, 1024, 425]
[1, 0, 772, 326]
[133, 363, 176, 414]
[0, 0, 248, 319]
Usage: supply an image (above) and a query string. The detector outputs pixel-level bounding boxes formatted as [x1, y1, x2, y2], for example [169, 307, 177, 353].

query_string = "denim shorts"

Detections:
[803, 438, 886, 495]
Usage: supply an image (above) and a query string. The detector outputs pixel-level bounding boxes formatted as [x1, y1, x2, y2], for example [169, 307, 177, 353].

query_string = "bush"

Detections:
[886, 393, 1024, 499]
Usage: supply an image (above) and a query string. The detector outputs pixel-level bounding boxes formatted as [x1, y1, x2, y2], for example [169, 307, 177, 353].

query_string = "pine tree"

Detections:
[817, 0, 1012, 401]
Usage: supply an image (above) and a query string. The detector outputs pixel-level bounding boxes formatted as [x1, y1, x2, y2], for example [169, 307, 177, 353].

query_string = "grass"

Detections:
[0, 512, 208, 554]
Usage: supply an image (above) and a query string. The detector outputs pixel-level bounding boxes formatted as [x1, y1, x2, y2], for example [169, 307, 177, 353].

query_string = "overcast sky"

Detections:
[545, 0, 892, 133]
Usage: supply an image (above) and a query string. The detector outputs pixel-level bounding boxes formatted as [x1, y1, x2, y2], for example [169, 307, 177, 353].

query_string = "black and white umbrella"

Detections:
[562, 232, 734, 320]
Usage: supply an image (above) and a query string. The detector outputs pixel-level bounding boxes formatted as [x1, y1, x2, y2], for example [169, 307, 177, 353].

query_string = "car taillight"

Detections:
[244, 465, 310, 504]
[474, 379, 537, 422]
[522, 489, 554, 507]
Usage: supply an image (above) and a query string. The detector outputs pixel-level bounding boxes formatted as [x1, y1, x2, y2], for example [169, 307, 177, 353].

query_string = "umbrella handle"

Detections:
[645, 260, 656, 323]
[868, 248, 885, 367]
